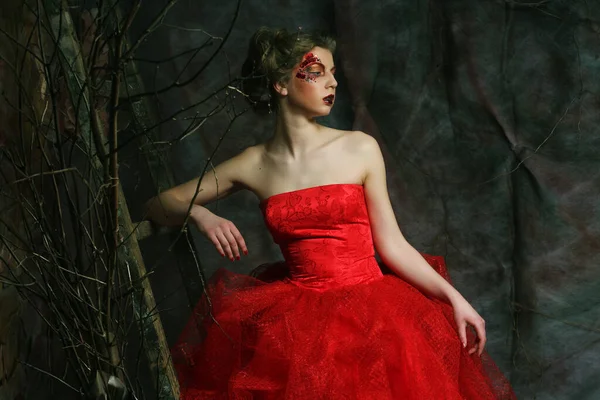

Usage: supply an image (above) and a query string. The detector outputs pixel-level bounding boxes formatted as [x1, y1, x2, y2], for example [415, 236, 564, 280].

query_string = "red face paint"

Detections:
[295, 52, 322, 83]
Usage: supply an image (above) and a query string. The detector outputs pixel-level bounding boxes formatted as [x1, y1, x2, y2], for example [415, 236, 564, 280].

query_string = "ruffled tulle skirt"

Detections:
[171, 255, 516, 399]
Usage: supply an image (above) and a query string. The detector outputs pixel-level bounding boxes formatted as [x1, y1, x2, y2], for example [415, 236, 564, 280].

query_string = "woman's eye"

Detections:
[308, 71, 322, 76]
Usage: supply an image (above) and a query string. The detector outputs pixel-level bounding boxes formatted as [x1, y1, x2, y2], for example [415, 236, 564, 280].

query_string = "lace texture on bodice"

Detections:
[260, 184, 382, 290]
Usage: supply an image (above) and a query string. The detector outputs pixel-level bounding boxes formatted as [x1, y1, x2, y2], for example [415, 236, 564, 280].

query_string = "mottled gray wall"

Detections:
[124, 1, 600, 399]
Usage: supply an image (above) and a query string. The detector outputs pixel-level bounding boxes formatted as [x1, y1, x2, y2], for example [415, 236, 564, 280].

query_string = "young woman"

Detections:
[145, 27, 516, 400]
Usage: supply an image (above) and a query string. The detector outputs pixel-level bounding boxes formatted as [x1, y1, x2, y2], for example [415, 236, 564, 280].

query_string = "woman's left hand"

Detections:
[452, 298, 486, 356]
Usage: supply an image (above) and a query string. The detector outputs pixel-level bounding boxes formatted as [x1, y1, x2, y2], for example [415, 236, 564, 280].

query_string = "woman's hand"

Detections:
[191, 207, 248, 261]
[451, 297, 486, 356]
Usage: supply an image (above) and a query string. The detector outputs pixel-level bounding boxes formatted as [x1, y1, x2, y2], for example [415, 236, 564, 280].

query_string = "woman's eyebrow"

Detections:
[303, 61, 322, 68]
[306, 62, 335, 70]
[302, 62, 335, 73]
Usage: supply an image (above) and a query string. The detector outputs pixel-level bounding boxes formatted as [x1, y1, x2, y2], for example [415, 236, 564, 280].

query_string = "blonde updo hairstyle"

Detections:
[241, 27, 336, 114]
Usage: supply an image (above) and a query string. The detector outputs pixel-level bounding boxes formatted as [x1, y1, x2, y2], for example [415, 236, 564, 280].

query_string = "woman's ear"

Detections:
[274, 81, 288, 96]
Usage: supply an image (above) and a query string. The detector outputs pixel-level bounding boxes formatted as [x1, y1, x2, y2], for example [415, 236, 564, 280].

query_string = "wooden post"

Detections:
[120, 57, 209, 308]
[45, 1, 180, 398]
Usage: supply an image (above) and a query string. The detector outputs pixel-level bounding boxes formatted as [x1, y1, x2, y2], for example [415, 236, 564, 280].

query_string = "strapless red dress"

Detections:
[171, 184, 516, 399]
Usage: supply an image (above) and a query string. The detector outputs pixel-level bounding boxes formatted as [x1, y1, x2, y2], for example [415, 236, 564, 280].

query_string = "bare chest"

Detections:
[253, 154, 364, 200]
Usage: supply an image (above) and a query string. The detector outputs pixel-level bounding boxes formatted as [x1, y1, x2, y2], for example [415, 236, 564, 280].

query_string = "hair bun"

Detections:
[240, 27, 336, 115]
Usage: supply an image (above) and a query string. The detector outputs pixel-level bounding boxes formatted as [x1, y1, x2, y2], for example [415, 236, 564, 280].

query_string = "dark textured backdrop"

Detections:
[124, 1, 600, 399]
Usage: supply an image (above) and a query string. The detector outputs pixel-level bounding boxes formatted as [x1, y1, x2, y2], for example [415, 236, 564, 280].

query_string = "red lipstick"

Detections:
[323, 94, 335, 105]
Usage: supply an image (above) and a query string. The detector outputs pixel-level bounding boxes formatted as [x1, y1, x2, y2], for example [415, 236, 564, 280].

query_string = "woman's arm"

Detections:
[144, 147, 255, 226]
[360, 134, 460, 303]
[143, 147, 257, 260]
[360, 133, 486, 355]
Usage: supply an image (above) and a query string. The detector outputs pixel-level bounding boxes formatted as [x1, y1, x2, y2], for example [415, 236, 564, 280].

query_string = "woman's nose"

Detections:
[328, 73, 338, 88]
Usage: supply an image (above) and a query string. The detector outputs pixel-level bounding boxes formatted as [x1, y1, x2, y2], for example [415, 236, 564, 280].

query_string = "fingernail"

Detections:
[236, 256, 240, 260]
[243, 250, 248, 255]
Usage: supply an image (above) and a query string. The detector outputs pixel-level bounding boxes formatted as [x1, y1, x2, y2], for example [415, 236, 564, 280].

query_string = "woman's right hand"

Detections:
[191, 207, 248, 261]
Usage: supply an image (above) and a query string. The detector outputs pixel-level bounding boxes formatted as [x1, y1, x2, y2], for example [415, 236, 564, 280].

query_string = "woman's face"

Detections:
[280, 46, 337, 117]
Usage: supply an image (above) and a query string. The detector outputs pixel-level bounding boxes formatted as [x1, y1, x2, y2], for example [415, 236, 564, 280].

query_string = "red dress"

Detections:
[172, 184, 516, 399]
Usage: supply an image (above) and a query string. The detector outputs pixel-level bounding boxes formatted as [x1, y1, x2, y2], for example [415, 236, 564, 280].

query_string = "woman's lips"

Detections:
[323, 94, 335, 105]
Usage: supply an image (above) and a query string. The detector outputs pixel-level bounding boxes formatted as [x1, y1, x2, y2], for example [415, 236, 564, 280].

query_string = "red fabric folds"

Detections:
[171, 184, 516, 399]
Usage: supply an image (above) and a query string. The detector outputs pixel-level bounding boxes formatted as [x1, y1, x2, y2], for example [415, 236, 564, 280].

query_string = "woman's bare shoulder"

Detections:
[232, 142, 264, 169]
[336, 129, 378, 152]
[230, 143, 269, 187]
[238, 143, 265, 162]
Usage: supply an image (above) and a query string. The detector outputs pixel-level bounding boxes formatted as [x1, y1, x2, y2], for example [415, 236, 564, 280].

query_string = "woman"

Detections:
[145, 27, 516, 399]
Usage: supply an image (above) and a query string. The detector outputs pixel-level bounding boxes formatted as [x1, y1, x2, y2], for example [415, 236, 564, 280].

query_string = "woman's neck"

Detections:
[269, 111, 324, 159]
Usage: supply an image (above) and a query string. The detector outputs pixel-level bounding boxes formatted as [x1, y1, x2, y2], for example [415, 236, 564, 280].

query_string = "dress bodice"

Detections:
[260, 184, 383, 290]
